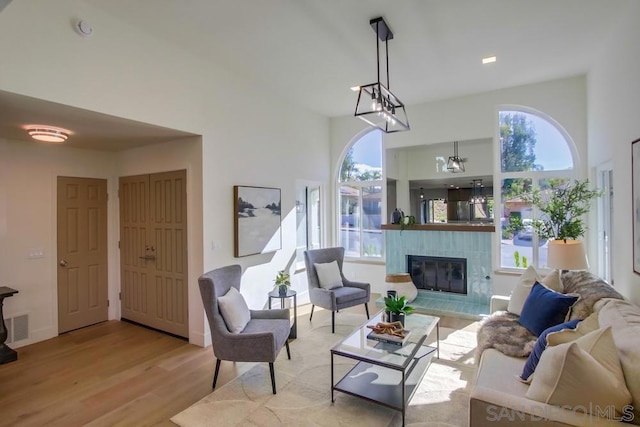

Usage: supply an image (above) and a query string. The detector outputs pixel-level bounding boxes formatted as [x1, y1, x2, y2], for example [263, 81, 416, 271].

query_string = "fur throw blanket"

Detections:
[476, 271, 623, 361]
[561, 271, 623, 320]
[476, 311, 537, 360]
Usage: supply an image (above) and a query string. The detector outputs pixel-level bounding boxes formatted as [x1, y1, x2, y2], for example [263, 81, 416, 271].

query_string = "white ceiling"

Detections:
[87, 0, 632, 118]
[0, 1, 632, 149]
[0, 90, 197, 151]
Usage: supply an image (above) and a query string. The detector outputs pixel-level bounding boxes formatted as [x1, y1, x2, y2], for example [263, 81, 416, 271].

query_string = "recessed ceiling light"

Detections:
[482, 56, 497, 65]
[24, 125, 71, 144]
[350, 86, 360, 92]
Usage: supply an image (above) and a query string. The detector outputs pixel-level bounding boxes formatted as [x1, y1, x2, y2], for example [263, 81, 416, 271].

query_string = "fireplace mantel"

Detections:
[382, 223, 495, 232]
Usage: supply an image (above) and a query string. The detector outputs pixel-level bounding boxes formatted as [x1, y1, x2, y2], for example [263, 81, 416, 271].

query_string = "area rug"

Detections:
[171, 310, 478, 427]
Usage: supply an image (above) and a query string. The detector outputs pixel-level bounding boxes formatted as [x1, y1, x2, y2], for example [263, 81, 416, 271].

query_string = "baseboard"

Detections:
[11, 325, 57, 349]
[190, 330, 210, 347]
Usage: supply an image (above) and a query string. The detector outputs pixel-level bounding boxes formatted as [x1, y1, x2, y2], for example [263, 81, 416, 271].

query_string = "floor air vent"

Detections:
[5, 314, 29, 343]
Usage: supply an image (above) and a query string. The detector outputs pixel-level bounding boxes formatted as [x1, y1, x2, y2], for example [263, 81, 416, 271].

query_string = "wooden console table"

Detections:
[0, 286, 19, 364]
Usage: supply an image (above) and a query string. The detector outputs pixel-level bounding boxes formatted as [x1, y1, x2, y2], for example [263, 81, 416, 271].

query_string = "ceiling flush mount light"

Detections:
[482, 55, 497, 65]
[354, 17, 409, 133]
[446, 141, 465, 173]
[25, 125, 71, 144]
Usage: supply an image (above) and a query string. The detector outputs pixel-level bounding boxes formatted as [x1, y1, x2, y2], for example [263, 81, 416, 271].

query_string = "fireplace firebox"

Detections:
[407, 255, 467, 295]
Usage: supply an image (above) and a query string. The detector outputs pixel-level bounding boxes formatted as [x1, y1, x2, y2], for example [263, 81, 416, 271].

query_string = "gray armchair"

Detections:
[304, 247, 370, 333]
[198, 265, 291, 394]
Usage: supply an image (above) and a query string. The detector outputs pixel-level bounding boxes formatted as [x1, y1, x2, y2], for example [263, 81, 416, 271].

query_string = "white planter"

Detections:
[385, 273, 418, 303]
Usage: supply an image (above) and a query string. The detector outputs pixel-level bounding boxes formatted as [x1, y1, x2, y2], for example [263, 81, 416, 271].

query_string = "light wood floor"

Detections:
[0, 300, 477, 427]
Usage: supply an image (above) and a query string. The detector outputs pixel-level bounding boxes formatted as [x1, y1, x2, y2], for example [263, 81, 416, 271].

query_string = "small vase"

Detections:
[278, 285, 288, 296]
[389, 312, 405, 326]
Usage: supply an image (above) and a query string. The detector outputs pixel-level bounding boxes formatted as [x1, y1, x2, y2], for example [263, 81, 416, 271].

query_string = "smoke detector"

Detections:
[75, 20, 93, 37]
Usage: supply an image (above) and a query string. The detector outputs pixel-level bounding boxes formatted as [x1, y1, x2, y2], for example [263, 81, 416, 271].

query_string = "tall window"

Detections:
[497, 108, 577, 269]
[295, 184, 322, 270]
[338, 130, 384, 258]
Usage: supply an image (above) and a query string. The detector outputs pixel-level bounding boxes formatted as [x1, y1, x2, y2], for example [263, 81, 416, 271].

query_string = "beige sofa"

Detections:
[470, 281, 640, 426]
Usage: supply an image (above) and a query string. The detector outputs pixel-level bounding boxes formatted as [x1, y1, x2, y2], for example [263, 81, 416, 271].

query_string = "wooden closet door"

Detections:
[120, 170, 188, 337]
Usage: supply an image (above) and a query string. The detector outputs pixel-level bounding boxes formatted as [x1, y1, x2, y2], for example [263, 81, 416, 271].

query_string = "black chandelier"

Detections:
[446, 141, 465, 173]
[354, 17, 409, 133]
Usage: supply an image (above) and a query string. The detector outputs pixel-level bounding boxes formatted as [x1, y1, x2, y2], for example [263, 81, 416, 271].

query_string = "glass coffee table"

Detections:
[330, 311, 440, 426]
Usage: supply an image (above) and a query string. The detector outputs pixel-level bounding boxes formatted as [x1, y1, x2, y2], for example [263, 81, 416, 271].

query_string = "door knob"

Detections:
[59, 260, 68, 267]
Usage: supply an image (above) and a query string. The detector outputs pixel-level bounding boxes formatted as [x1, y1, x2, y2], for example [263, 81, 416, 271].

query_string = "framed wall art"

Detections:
[633, 138, 640, 274]
[234, 185, 282, 257]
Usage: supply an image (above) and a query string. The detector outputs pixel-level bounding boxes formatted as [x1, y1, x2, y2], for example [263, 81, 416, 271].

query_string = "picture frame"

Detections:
[633, 138, 640, 274]
[234, 185, 282, 257]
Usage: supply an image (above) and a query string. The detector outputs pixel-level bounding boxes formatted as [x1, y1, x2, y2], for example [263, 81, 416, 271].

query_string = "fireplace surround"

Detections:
[407, 255, 467, 295]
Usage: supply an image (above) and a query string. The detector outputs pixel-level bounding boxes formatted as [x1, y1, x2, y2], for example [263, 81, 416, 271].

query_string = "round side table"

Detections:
[385, 273, 418, 303]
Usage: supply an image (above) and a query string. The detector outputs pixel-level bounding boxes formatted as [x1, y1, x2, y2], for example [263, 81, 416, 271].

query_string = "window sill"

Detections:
[494, 267, 552, 276]
[344, 257, 386, 266]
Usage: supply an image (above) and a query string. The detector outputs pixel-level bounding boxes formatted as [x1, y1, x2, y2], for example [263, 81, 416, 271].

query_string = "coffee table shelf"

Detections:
[333, 345, 436, 410]
[330, 311, 440, 426]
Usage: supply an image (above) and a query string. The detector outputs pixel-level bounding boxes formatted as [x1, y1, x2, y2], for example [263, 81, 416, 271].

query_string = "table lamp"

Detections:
[547, 239, 589, 271]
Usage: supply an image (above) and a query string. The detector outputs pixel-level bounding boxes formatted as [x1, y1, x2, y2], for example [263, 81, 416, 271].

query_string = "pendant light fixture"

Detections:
[446, 141, 465, 173]
[470, 179, 486, 204]
[354, 17, 409, 133]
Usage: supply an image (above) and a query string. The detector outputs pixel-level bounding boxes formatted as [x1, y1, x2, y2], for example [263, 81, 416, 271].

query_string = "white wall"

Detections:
[331, 76, 588, 297]
[0, 139, 117, 346]
[0, 0, 330, 347]
[587, 1, 640, 304]
[404, 138, 493, 181]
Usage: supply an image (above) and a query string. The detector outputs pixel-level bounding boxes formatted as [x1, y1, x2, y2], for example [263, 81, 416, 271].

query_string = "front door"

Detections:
[119, 170, 188, 337]
[57, 177, 109, 334]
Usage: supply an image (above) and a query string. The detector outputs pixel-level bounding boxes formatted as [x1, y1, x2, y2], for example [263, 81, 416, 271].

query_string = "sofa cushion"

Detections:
[595, 298, 640, 424]
[526, 327, 632, 420]
[217, 287, 251, 333]
[519, 319, 581, 382]
[507, 266, 542, 315]
[314, 261, 344, 290]
[333, 286, 366, 304]
[519, 282, 578, 336]
[471, 349, 626, 426]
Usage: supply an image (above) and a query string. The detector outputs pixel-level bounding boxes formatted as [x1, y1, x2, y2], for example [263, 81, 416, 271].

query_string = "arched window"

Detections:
[496, 107, 578, 269]
[337, 130, 384, 258]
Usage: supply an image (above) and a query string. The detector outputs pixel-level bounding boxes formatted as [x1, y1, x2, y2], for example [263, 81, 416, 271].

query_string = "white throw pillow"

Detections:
[540, 269, 563, 293]
[314, 261, 344, 290]
[526, 327, 632, 419]
[217, 287, 251, 333]
[507, 265, 542, 315]
[546, 312, 599, 346]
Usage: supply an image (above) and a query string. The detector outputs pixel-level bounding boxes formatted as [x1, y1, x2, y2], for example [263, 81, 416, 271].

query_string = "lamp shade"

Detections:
[547, 239, 589, 270]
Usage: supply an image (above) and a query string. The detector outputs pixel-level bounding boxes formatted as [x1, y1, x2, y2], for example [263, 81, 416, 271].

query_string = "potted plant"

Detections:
[400, 213, 417, 231]
[526, 179, 603, 241]
[273, 270, 291, 296]
[384, 291, 414, 326]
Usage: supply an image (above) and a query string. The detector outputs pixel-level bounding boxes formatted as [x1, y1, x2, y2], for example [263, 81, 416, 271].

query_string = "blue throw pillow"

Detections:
[518, 282, 579, 336]
[519, 319, 581, 382]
